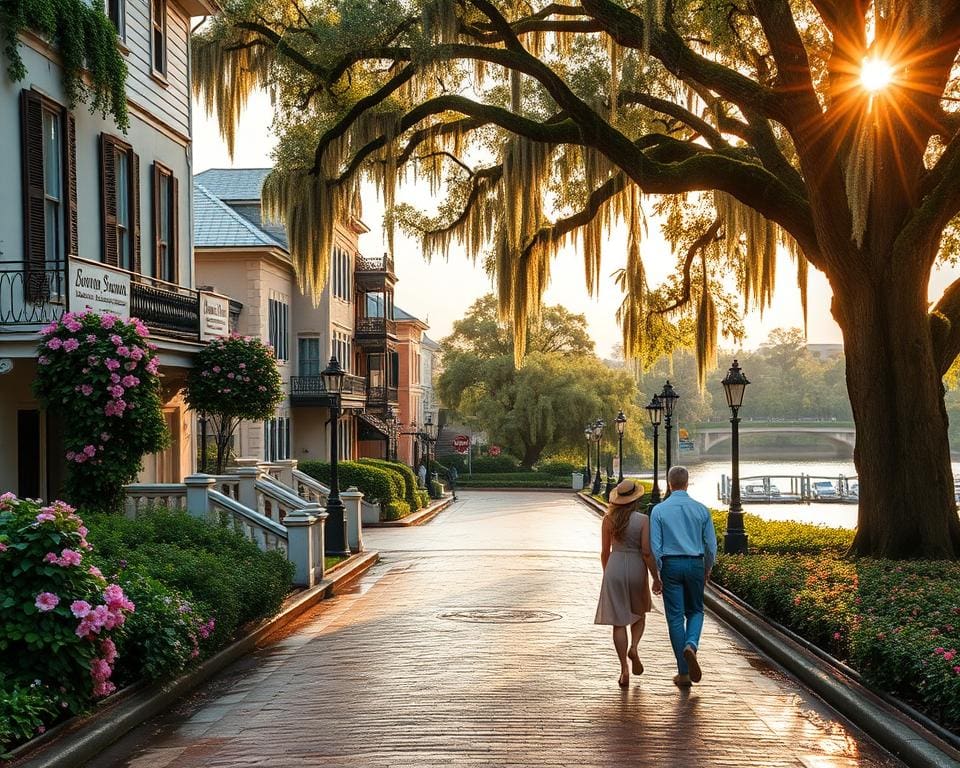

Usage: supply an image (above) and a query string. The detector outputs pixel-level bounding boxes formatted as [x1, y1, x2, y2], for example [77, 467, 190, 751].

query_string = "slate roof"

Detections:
[193, 182, 285, 249]
[194, 168, 271, 202]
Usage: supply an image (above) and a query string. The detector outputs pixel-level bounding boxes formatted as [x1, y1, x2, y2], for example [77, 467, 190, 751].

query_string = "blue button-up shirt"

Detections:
[650, 490, 718, 574]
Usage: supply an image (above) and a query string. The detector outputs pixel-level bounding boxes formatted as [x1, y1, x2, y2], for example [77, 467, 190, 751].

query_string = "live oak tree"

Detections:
[194, 0, 960, 557]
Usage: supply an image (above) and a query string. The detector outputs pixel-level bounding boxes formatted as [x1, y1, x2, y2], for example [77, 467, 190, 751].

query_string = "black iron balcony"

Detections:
[0, 262, 67, 330]
[131, 276, 200, 341]
[355, 316, 398, 341]
[290, 373, 367, 406]
[355, 253, 395, 273]
[367, 385, 399, 409]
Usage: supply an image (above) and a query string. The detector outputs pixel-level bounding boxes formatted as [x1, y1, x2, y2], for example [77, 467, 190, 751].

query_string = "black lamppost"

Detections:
[722, 359, 750, 554]
[322, 356, 349, 556]
[584, 425, 593, 489]
[645, 395, 663, 510]
[198, 413, 208, 472]
[660, 381, 679, 497]
[615, 410, 627, 482]
[592, 418, 604, 495]
[385, 405, 398, 462]
[424, 414, 438, 498]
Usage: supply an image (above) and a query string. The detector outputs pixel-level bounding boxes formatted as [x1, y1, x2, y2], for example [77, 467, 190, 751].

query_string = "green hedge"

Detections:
[712, 516, 960, 731]
[458, 472, 570, 488]
[360, 458, 423, 510]
[536, 460, 580, 476]
[300, 461, 412, 521]
[437, 454, 522, 473]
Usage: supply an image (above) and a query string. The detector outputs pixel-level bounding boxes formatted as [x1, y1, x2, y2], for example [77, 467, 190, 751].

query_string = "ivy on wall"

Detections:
[0, 0, 128, 128]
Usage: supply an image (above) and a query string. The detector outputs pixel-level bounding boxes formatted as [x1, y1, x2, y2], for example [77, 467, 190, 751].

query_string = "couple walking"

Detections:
[594, 466, 717, 688]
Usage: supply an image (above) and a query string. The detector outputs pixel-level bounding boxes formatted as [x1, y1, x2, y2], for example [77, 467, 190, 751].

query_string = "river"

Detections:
[644, 459, 960, 530]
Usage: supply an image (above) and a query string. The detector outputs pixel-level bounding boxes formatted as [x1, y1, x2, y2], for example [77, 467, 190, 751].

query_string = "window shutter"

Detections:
[152, 163, 161, 275]
[100, 134, 118, 266]
[20, 90, 46, 302]
[170, 174, 179, 282]
[132, 151, 141, 273]
[65, 112, 78, 259]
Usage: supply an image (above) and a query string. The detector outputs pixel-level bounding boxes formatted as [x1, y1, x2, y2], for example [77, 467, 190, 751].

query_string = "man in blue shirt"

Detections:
[650, 465, 718, 687]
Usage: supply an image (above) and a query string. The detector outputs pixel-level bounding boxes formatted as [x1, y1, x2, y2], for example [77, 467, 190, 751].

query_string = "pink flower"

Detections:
[43, 552, 58, 563]
[37, 725, 46, 735]
[73, 453, 87, 463]
[935, 647, 945, 655]
[109, 334, 122, 346]
[212, 365, 221, 373]
[35, 511, 56, 523]
[124, 361, 137, 371]
[944, 651, 956, 661]
[58, 548, 82, 567]
[86, 334, 97, 343]
[954, 666, 960, 675]
[121, 375, 139, 388]
[45, 337, 62, 350]
[0, 491, 15, 508]
[110, 373, 121, 383]
[130, 346, 144, 361]
[145, 358, 159, 375]
[100, 638, 117, 664]
[105, 358, 120, 371]
[62, 338, 79, 352]
[38, 355, 50, 365]
[40, 321, 59, 335]
[80, 384, 93, 396]
[832, 632, 841, 640]
[83, 445, 96, 457]
[108, 385, 125, 399]
[100, 432, 110, 442]
[100, 314, 117, 329]
[70, 600, 92, 618]
[0, 542, 7, 553]
[116, 345, 130, 358]
[65, 320, 81, 333]
[88, 565, 104, 579]
[35, 592, 60, 612]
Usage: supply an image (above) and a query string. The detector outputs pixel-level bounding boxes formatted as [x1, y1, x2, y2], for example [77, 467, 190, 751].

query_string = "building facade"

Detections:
[195, 169, 417, 466]
[0, 0, 219, 499]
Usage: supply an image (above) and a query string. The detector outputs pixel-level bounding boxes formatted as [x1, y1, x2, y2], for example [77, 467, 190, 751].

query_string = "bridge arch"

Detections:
[694, 426, 855, 456]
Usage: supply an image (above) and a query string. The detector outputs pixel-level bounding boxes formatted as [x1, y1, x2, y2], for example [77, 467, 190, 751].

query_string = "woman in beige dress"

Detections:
[595, 479, 662, 687]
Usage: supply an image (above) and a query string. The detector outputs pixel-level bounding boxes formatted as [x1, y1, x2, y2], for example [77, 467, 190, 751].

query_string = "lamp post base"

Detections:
[324, 499, 351, 557]
[591, 471, 602, 496]
[723, 510, 749, 555]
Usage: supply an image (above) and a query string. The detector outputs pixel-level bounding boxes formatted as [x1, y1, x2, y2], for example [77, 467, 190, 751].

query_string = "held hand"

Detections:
[705, 568, 712, 583]
[652, 578, 663, 596]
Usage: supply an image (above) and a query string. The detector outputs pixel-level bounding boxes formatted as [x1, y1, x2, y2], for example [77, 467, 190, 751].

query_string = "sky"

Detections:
[192, 92, 960, 358]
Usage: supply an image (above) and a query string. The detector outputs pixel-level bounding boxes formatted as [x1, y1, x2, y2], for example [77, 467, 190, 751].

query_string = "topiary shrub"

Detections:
[34, 311, 167, 513]
[359, 459, 422, 510]
[416, 490, 430, 508]
[300, 461, 411, 521]
[536, 459, 579, 476]
[382, 500, 411, 521]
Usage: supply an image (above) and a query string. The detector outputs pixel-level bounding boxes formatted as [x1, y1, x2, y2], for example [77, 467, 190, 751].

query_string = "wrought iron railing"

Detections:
[367, 385, 399, 405]
[355, 253, 394, 273]
[290, 373, 367, 401]
[130, 277, 200, 340]
[355, 316, 397, 337]
[0, 262, 67, 330]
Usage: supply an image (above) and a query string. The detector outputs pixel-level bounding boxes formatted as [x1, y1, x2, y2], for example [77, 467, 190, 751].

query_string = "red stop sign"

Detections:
[489, 445, 501, 456]
[453, 435, 470, 454]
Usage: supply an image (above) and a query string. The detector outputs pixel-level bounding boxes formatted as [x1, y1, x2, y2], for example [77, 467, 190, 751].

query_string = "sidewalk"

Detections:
[85, 491, 902, 768]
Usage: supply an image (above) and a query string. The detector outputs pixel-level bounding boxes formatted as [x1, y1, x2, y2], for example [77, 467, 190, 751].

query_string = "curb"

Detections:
[8, 550, 381, 768]
[575, 490, 960, 766]
[364, 496, 454, 527]
[705, 586, 960, 768]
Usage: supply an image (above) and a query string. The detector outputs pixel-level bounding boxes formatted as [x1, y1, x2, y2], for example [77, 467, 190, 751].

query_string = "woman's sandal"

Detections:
[628, 650, 644, 676]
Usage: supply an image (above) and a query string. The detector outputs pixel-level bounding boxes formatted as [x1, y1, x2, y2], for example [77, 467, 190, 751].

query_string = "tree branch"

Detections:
[654, 219, 722, 315]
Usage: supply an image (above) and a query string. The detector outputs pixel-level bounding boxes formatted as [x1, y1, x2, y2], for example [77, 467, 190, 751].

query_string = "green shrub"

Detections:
[710, 510, 853, 554]
[86, 509, 293, 650]
[471, 455, 521, 473]
[359, 459, 422, 510]
[536, 459, 580, 476]
[0, 682, 60, 751]
[382, 500, 412, 520]
[429, 480, 444, 498]
[300, 461, 398, 504]
[458, 472, 570, 488]
[416, 490, 430, 507]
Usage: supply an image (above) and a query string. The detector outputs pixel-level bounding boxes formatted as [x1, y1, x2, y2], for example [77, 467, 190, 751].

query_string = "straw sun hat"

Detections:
[609, 479, 645, 505]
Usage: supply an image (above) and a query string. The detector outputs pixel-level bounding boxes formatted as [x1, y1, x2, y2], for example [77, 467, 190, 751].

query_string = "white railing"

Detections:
[208, 488, 288, 553]
[256, 476, 311, 522]
[292, 468, 330, 505]
[124, 484, 188, 517]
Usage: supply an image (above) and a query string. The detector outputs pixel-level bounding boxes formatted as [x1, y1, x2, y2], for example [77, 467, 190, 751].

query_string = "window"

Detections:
[263, 416, 291, 462]
[298, 337, 321, 376]
[101, 135, 139, 271]
[268, 298, 289, 361]
[152, 163, 177, 282]
[331, 247, 352, 301]
[21, 90, 76, 302]
[107, 0, 125, 38]
[151, 0, 167, 75]
[337, 416, 352, 460]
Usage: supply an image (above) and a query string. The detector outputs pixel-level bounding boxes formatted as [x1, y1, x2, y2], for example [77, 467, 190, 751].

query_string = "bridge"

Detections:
[692, 425, 856, 454]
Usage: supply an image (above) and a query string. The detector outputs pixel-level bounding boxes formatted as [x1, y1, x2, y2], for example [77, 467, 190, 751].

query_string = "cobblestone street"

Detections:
[87, 491, 903, 768]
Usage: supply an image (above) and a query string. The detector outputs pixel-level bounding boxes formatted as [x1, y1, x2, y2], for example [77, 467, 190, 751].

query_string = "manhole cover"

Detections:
[438, 608, 562, 624]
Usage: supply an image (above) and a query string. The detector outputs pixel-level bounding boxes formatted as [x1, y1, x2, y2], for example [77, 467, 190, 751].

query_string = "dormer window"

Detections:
[151, 0, 167, 76]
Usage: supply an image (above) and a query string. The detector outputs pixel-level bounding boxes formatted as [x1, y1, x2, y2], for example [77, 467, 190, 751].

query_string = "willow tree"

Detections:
[194, 0, 960, 558]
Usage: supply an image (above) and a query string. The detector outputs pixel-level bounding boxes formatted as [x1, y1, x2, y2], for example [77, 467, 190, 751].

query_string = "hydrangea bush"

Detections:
[184, 335, 283, 473]
[34, 311, 167, 512]
[0, 494, 135, 746]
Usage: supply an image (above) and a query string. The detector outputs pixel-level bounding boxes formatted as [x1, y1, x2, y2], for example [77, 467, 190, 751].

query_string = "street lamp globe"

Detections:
[645, 394, 663, 425]
[615, 410, 627, 435]
[593, 419, 605, 439]
[659, 381, 679, 416]
[722, 359, 750, 409]
[584, 425, 593, 441]
[321, 356, 346, 394]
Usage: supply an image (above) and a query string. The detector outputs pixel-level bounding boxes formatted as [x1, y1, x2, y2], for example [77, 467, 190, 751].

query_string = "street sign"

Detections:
[489, 445, 501, 457]
[453, 434, 470, 454]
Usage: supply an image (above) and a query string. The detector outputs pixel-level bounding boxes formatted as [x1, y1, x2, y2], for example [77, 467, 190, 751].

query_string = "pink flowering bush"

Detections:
[184, 335, 283, 473]
[0, 494, 135, 744]
[34, 311, 167, 512]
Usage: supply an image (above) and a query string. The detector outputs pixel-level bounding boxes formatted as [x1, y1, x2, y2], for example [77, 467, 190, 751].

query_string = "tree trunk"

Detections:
[833, 270, 960, 559]
[520, 442, 545, 470]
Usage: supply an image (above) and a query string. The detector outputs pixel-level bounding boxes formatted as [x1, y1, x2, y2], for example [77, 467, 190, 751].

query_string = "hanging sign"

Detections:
[69, 259, 130, 317]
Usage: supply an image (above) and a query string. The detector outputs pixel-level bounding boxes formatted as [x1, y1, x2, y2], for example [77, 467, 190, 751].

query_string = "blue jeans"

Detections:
[659, 557, 705, 674]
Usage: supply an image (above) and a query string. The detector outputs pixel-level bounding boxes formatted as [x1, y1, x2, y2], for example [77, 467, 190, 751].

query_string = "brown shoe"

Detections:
[673, 673, 692, 687]
[683, 645, 702, 683]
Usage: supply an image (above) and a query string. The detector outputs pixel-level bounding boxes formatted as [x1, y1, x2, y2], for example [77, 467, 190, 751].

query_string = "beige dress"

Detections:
[594, 511, 652, 625]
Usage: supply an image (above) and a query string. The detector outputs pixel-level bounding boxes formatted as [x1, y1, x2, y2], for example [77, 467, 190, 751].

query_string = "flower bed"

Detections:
[711, 513, 960, 732]
[0, 497, 294, 753]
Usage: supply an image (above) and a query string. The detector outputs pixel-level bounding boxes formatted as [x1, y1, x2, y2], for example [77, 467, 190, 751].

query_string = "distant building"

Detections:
[806, 343, 843, 360]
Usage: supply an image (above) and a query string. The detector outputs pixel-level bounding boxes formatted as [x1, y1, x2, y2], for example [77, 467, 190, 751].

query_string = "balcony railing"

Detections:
[367, 385, 399, 407]
[131, 276, 201, 340]
[290, 373, 367, 405]
[355, 316, 398, 339]
[355, 253, 394, 273]
[0, 262, 67, 330]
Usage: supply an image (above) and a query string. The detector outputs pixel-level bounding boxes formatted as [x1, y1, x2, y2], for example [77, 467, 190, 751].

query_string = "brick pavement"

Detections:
[86, 491, 903, 768]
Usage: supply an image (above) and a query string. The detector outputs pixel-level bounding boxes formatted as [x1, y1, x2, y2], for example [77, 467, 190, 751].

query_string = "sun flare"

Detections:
[860, 57, 893, 93]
